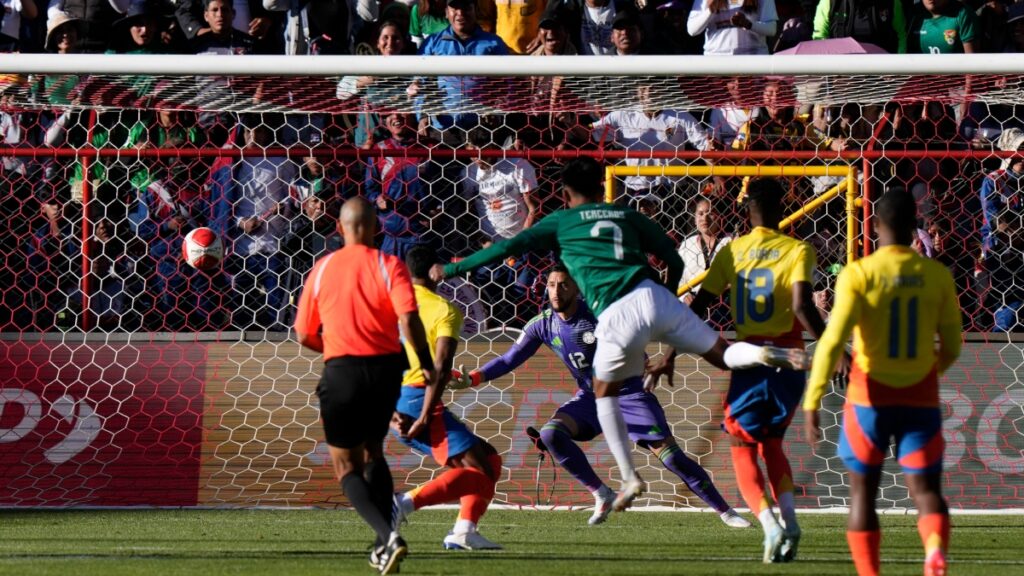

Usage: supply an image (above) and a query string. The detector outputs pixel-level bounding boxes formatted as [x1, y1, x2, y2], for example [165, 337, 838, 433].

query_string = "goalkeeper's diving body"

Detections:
[451, 262, 750, 527]
[431, 157, 808, 512]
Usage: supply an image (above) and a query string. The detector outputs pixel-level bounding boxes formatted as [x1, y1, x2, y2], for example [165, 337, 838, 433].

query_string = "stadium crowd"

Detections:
[1, 0, 1023, 333]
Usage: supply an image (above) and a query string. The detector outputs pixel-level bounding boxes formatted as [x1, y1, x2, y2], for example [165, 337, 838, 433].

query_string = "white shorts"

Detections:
[593, 279, 719, 383]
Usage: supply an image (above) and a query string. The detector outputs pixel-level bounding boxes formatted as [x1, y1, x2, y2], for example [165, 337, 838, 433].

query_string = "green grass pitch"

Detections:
[1, 509, 1022, 575]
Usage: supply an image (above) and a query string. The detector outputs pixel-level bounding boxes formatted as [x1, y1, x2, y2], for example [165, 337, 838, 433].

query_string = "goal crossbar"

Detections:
[603, 164, 859, 295]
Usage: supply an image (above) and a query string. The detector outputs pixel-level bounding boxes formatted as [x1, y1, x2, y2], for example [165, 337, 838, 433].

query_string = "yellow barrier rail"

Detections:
[602, 164, 859, 296]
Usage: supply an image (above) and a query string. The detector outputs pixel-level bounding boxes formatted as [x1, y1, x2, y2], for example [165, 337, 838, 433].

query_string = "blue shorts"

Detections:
[393, 386, 478, 466]
[555, 389, 672, 447]
[838, 404, 944, 475]
[722, 366, 805, 443]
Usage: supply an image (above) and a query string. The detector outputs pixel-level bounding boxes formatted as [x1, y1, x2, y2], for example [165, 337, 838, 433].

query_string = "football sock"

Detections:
[595, 396, 636, 482]
[458, 468, 496, 525]
[341, 473, 393, 543]
[847, 529, 881, 576]
[730, 444, 772, 517]
[723, 342, 767, 369]
[364, 457, 395, 529]
[917, 513, 950, 556]
[760, 438, 797, 527]
[409, 467, 490, 510]
[454, 518, 476, 535]
[658, 443, 730, 513]
[541, 421, 605, 492]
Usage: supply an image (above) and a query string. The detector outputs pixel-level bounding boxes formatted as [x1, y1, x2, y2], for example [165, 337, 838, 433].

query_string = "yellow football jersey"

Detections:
[402, 285, 463, 387]
[702, 227, 815, 344]
[806, 245, 962, 409]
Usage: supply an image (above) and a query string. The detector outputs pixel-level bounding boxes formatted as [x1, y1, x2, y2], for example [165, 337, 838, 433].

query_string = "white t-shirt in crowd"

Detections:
[463, 158, 538, 240]
[2, 0, 23, 40]
[678, 233, 731, 294]
[592, 109, 712, 191]
[687, 0, 778, 56]
[580, 2, 616, 55]
[709, 105, 760, 148]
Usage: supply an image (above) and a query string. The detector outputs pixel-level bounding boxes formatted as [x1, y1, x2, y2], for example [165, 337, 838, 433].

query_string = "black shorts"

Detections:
[317, 353, 407, 449]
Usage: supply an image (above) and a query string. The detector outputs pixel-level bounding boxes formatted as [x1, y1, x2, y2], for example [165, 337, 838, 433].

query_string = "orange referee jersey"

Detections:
[294, 245, 418, 360]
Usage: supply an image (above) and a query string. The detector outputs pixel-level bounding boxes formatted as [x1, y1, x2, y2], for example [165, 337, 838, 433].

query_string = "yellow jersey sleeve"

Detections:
[436, 301, 464, 341]
[805, 264, 862, 410]
[789, 242, 815, 285]
[700, 244, 732, 296]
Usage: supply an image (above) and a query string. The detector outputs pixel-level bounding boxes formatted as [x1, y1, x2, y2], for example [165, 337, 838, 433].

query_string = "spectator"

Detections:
[984, 209, 1024, 332]
[175, 0, 275, 52]
[539, 0, 635, 56]
[735, 78, 805, 151]
[709, 77, 760, 149]
[24, 194, 80, 330]
[230, 116, 297, 330]
[609, 8, 648, 54]
[364, 113, 439, 259]
[495, 0, 544, 53]
[46, 0, 128, 53]
[191, 0, 256, 53]
[415, 0, 509, 137]
[1009, 1, 1024, 51]
[974, 0, 1013, 53]
[86, 207, 145, 331]
[980, 135, 1024, 255]
[337, 20, 410, 148]
[108, 0, 164, 53]
[677, 196, 731, 303]
[687, 0, 778, 55]
[45, 10, 84, 54]
[263, 0, 347, 55]
[410, 0, 449, 47]
[590, 83, 713, 198]
[0, 0, 39, 51]
[650, 0, 704, 55]
[531, 8, 577, 54]
[907, 0, 977, 54]
[463, 126, 539, 241]
[811, 0, 908, 53]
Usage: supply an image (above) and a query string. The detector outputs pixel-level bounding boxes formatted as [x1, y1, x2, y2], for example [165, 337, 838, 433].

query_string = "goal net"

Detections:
[1, 55, 1022, 511]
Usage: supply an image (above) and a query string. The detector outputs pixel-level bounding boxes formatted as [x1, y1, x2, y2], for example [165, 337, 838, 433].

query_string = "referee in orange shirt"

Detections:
[295, 198, 435, 575]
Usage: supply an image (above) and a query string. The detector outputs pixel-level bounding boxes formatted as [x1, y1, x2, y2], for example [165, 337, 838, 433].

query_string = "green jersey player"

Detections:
[430, 158, 807, 511]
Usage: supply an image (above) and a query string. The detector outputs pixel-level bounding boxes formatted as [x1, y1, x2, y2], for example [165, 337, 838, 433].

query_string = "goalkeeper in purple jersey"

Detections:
[451, 263, 750, 527]
[433, 157, 808, 511]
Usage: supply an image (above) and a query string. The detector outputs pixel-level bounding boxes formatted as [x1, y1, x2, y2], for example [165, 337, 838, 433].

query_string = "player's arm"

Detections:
[631, 210, 684, 289]
[406, 335, 457, 439]
[936, 270, 964, 375]
[432, 213, 559, 281]
[390, 260, 435, 378]
[791, 245, 852, 378]
[804, 266, 861, 442]
[294, 262, 324, 353]
[450, 321, 545, 389]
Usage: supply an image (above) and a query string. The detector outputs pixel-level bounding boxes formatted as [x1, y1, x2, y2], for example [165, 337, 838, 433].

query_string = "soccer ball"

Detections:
[182, 227, 223, 270]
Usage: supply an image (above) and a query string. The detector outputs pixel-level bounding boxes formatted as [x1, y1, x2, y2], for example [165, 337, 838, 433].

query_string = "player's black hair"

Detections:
[561, 157, 604, 200]
[203, 0, 232, 10]
[745, 177, 785, 213]
[548, 261, 570, 276]
[875, 188, 918, 234]
[405, 245, 436, 280]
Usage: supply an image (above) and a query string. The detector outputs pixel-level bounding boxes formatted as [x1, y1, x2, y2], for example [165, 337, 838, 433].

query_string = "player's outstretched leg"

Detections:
[760, 438, 800, 559]
[539, 420, 616, 524]
[651, 441, 750, 528]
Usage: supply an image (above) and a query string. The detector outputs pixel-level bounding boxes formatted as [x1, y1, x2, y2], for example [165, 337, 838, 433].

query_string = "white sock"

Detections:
[724, 342, 766, 369]
[453, 518, 476, 535]
[757, 508, 781, 531]
[400, 492, 415, 515]
[596, 396, 636, 482]
[777, 492, 797, 528]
